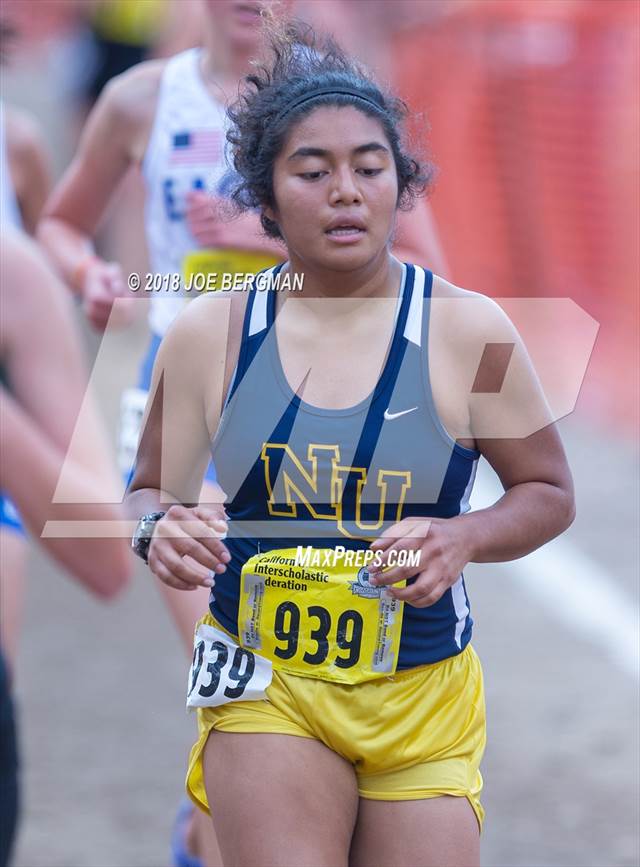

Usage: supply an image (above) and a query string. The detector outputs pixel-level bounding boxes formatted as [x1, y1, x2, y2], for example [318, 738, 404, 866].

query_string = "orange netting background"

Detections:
[393, 0, 639, 433]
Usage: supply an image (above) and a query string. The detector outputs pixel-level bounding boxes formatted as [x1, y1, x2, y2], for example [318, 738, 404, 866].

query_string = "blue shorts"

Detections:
[122, 333, 217, 486]
[0, 495, 23, 536]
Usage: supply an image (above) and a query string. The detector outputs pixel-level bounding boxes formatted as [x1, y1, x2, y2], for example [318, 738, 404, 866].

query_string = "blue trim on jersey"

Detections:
[227, 263, 286, 405]
[137, 333, 162, 391]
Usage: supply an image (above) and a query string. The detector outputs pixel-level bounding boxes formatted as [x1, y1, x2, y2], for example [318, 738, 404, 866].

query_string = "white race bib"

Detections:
[186, 621, 272, 710]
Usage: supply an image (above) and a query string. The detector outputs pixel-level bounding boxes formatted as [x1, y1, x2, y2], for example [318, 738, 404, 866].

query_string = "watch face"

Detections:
[139, 516, 157, 538]
[132, 512, 165, 560]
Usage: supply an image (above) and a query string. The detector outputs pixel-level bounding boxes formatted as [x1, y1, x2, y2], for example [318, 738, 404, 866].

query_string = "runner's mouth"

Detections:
[325, 226, 366, 237]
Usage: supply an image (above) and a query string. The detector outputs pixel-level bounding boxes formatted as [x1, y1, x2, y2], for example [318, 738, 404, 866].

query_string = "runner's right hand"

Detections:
[82, 259, 134, 331]
[147, 505, 230, 592]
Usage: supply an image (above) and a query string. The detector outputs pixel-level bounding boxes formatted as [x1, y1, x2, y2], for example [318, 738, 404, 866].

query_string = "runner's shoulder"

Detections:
[430, 273, 519, 345]
[160, 289, 250, 370]
[98, 58, 167, 130]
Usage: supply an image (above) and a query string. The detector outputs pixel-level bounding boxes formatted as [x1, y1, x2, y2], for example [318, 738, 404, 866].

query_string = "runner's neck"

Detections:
[278, 251, 403, 303]
[200, 36, 264, 102]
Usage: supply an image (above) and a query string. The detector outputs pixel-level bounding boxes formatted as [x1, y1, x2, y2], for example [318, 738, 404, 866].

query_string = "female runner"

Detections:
[126, 27, 575, 867]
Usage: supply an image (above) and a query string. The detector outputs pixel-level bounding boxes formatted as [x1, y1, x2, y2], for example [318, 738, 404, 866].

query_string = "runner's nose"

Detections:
[329, 166, 362, 206]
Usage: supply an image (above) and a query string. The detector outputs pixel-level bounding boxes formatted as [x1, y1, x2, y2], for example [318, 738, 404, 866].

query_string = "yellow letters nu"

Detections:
[334, 467, 412, 539]
[261, 443, 340, 519]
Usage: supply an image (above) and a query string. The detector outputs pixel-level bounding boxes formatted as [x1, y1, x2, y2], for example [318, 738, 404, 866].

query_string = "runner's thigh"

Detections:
[203, 730, 359, 867]
[349, 795, 480, 867]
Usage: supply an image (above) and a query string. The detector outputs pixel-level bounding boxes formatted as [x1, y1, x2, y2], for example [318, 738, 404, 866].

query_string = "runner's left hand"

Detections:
[185, 191, 260, 250]
[367, 516, 473, 608]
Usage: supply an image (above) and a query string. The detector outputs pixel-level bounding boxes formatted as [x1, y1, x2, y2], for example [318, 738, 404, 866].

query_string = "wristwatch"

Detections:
[131, 511, 166, 563]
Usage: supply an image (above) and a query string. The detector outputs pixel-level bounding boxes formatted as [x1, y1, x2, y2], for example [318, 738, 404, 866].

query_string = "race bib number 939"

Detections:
[187, 621, 272, 709]
[238, 548, 405, 685]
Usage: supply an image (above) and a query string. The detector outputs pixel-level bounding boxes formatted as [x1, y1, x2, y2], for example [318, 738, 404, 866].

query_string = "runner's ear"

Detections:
[263, 204, 277, 224]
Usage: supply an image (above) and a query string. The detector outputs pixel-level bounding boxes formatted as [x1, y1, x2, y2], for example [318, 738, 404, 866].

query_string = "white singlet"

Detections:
[0, 104, 23, 230]
[143, 48, 228, 337]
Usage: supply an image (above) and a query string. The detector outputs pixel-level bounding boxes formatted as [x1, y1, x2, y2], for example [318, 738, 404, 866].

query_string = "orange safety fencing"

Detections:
[393, 0, 639, 434]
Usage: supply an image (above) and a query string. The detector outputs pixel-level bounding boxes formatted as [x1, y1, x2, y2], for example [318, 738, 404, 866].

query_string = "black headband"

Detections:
[273, 86, 382, 124]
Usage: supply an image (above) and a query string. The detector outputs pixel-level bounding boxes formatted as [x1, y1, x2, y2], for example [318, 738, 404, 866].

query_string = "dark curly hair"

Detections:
[226, 22, 435, 239]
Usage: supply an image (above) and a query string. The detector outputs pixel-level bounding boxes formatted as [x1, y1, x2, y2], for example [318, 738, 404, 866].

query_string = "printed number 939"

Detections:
[273, 600, 363, 669]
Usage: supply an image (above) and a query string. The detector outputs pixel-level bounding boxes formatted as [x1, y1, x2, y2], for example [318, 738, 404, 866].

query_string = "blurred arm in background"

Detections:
[3, 104, 52, 234]
[37, 61, 162, 329]
[0, 229, 131, 597]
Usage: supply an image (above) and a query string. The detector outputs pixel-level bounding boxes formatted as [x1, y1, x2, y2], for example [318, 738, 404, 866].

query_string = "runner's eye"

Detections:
[298, 171, 327, 181]
[356, 168, 383, 177]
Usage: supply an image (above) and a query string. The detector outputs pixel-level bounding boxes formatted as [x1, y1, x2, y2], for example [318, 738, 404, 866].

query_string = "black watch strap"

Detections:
[132, 511, 166, 564]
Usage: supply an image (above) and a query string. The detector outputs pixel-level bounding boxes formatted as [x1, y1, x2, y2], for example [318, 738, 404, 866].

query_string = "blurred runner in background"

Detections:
[0, 20, 55, 728]
[0, 97, 52, 676]
[0, 229, 131, 867]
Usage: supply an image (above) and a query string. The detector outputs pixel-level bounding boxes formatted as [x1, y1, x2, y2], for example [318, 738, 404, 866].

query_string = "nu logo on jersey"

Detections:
[260, 443, 411, 540]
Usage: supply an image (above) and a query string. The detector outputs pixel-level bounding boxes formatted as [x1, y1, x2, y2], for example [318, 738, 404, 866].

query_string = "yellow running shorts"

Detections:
[186, 612, 486, 829]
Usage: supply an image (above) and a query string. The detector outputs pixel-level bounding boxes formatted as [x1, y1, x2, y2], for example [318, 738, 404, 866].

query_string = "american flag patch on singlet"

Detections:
[169, 130, 223, 166]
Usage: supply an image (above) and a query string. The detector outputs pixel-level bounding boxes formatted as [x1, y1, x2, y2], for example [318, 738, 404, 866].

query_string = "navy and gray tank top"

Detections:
[210, 263, 480, 668]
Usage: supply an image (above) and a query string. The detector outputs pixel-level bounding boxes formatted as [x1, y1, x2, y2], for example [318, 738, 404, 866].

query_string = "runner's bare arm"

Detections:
[4, 106, 52, 234]
[371, 285, 574, 603]
[0, 392, 130, 598]
[127, 288, 247, 510]
[2, 233, 104, 453]
[127, 295, 230, 506]
[37, 61, 163, 295]
[457, 292, 575, 562]
[125, 293, 242, 591]
[0, 231, 131, 596]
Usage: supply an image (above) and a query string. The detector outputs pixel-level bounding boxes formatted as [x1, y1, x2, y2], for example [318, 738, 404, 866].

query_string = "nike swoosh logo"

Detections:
[384, 406, 418, 421]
